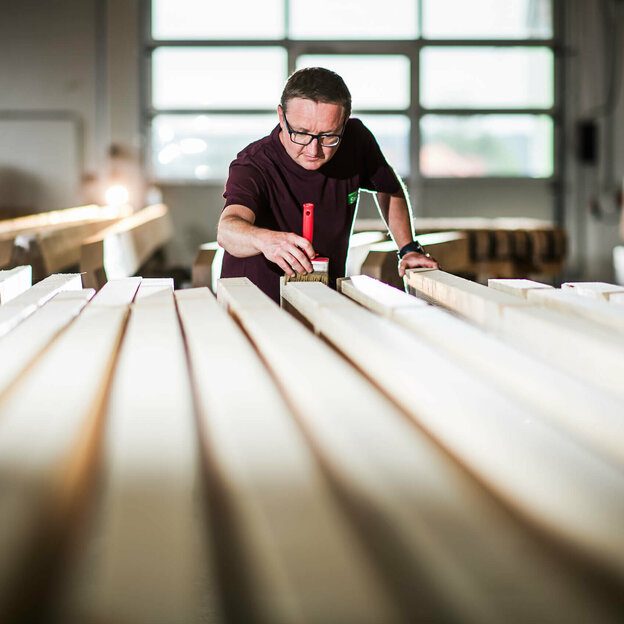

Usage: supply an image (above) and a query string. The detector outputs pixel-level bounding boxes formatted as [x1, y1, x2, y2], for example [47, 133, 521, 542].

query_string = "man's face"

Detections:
[278, 98, 346, 171]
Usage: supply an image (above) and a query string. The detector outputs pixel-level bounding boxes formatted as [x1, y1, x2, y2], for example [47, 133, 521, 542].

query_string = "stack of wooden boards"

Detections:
[1, 266, 624, 623]
[354, 217, 567, 282]
[0, 203, 172, 288]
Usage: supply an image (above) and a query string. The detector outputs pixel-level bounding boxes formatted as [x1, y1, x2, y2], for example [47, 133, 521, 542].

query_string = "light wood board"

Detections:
[339, 276, 624, 471]
[0, 266, 32, 304]
[499, 305, 624, 402]
[67, 298, 212, 623]
[0, 273, 83, 338]
[405, 268, 530, 329]
[488, 278, 554, 299]
[178, 287, 402, 623]
[281, 282, 624, 583]
[87, 277, 142, 307]
[0, 304, 128, 620]
[562, 282, 624, 300]
[527, 288, 624, 334]
[0, 289, 93, 402]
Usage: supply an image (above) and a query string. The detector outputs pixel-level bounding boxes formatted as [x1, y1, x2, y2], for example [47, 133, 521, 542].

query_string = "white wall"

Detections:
[0, 0, 97, 212]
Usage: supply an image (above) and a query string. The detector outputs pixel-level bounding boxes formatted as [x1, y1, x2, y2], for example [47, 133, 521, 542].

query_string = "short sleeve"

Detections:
[222, 161, 268, 216]
[355, 120, 401, 195]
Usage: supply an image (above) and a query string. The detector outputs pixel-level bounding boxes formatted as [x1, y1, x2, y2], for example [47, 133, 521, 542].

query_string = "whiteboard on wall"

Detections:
[0, 118, 81, 215]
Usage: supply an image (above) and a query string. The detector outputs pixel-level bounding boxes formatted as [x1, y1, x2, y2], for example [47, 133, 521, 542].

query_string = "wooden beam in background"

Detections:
[80, 204, 172, 289]
[191, 242, 224, 291]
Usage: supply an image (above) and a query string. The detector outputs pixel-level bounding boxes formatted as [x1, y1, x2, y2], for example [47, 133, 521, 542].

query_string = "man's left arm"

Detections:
[376, 190, 439, 277]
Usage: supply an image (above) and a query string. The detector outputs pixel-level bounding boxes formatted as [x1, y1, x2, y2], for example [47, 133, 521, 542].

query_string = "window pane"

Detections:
[152, 0, 284, 40]
[420, 115, 553, 178]
[421, 47, 553, 109]
[423, 0, 552, 39]
[356, 114, 410, 178]
[296, 55, 410, 110]
[152, 48, 287, 109]
[152, 114, 277, 181]
[289, 0, 417, 40]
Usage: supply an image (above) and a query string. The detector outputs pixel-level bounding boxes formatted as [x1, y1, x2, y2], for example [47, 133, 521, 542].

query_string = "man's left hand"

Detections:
[398, 251, 439, 278]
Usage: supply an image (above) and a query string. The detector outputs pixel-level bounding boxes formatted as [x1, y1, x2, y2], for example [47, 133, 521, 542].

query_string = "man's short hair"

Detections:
[280, 67, 352, 120]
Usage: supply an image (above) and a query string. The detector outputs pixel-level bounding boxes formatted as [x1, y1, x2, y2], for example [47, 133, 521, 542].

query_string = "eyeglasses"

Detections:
[282, 112, 345, 148]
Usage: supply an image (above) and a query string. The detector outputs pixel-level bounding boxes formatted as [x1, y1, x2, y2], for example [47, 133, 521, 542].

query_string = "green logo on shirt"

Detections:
[348, 191, 358, 205]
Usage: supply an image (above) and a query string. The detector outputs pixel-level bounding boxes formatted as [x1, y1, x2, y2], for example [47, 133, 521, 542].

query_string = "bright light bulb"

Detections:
[105, 184, 129, 206]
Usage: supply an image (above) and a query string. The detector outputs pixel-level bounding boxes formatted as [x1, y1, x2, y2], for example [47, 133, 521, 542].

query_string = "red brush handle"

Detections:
[303, 203, 314, 242]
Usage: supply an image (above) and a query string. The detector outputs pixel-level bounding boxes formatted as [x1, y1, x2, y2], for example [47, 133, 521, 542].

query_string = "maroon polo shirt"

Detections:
[221, 118, 401, 303]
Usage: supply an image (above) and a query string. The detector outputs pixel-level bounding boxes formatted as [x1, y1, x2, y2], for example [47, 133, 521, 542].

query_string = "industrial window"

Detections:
[146, 0, 556, 182]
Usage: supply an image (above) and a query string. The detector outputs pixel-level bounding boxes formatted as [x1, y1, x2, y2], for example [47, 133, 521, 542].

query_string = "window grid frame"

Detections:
[142, 0, 560, 193]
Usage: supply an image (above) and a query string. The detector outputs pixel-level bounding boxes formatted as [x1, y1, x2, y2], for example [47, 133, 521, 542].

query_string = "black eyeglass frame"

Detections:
[282, 112, 346, 148]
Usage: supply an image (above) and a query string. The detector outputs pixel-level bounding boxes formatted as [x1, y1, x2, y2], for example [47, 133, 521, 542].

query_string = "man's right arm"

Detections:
[217, 204, 315, 278]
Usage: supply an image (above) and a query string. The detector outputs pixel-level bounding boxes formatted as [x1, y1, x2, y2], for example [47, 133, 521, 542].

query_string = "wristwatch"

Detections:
[398, 240, 428, 259]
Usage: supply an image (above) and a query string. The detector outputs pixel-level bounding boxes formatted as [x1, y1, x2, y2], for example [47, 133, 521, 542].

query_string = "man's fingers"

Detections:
[399, 253, 439, 277]
[283, 251, 312, 275]
[276, 257, 296, 277]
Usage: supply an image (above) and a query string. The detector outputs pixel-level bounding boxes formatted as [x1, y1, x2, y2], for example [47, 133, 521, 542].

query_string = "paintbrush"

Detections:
[283, 203, 329, 285]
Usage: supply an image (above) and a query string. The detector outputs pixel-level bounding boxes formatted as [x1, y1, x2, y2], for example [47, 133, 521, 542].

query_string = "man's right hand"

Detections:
[217, 204, 316, 277]
[257, 230, 316, 277]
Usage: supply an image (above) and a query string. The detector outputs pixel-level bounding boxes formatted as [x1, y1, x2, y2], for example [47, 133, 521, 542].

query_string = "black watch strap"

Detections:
[398, 240, 426, 258]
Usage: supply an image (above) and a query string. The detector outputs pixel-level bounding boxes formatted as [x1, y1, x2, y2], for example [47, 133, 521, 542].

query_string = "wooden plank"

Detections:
[281, 282, 624, 583]
[488, 278, 554, 299]
[134, 277, 174, 303]
[0, 303, 128, 621]
[80, 204, 172, 289]
[0, 265, 32, 303]
[230, 280, 624, 622]
[37, 216, 131, 274]
[527, 288, 624, 334]
[0, 205, 133, 280]
[339, 275, 428, 318]
[339, 276, 624, 471]
[359, 244, 404, 288]
[0, 204, 131, 237]
[346, 231, 388, 277]
[217, 276, 278, 311]
[0, 273, 83, 338]
[87, 277, 142, 307]
[417, 231, 470, 272]
[177, 287, 402, 623]
[405, 268, 529, 329]
[499, 305, 624, 402]
[562, 282, 624, 301]
[0, 289, 93, 401]
[358, 233, 470, 288]
[62, 296, 213, 623]
[191, 242, 224, 291]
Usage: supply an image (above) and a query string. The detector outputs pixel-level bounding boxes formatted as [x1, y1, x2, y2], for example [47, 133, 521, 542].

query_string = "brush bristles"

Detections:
[283, 270, 329, 286]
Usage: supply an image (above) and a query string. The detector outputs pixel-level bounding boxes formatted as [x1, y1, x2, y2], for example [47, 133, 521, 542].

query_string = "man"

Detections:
[217, 66, 438, 303]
